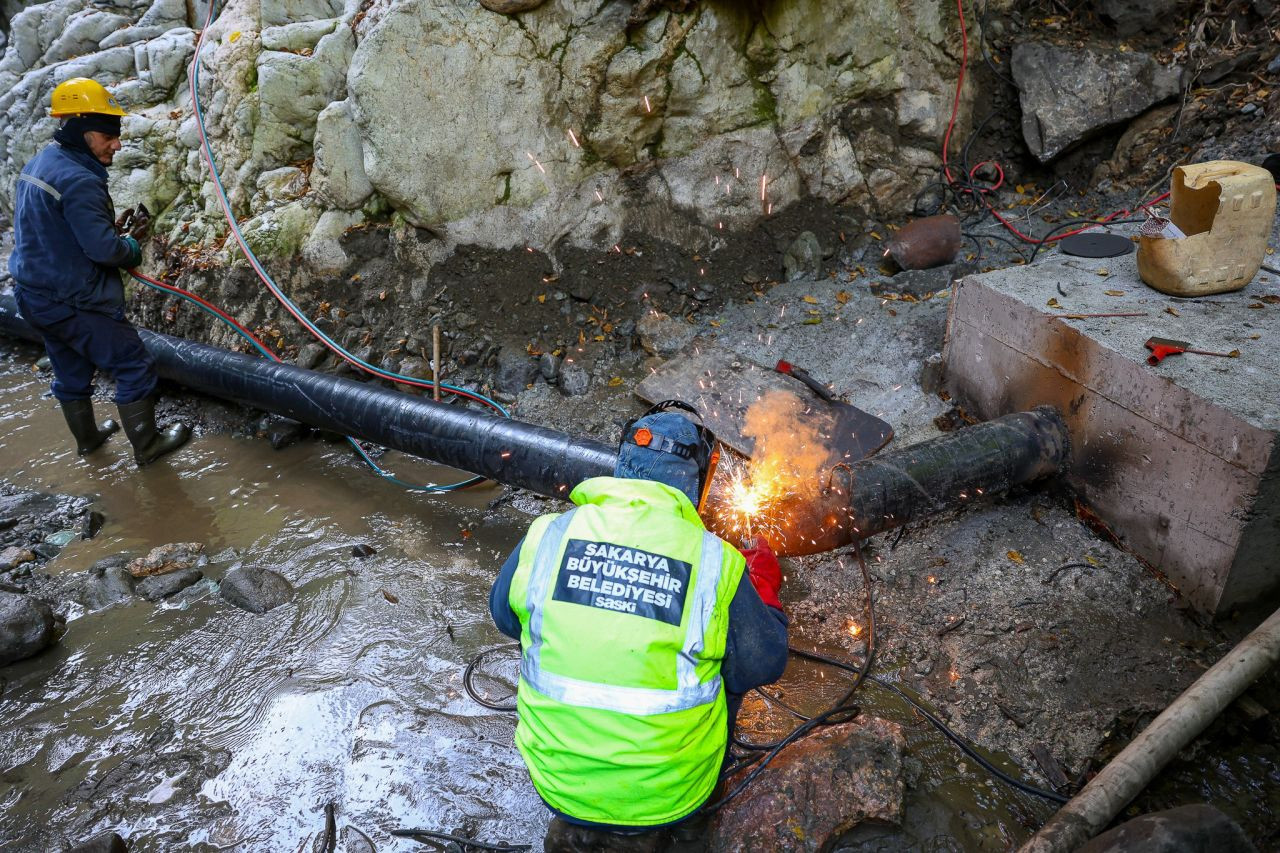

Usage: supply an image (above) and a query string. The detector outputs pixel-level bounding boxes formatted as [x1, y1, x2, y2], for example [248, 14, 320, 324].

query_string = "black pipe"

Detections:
[0, 293, 1069, 551]
[0, 292, 617, 498]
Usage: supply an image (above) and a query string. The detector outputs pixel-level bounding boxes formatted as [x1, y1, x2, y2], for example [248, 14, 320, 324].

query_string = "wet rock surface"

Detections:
[711, 717, 904, 852]
[136, 567, 204, 602]
[67, 830, 128, 853]
[1080, 803, 1258, 853]
[0, 590, 57, 666]
[220, 566, 294, 614]
[128, 542, 207, 578]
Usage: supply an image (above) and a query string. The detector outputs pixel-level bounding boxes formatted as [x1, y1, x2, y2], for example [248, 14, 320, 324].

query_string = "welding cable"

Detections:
[463, 642, 520, 711]
[128, 269, 484, 492]
[787, 646, 1069, 805]
[186, 1, 510, 419]
[390, 828, 531, 852]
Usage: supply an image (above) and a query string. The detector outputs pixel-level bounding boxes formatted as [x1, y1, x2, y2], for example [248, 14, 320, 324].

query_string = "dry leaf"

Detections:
[1007, 550, 1025, 564]
[1047, 298, 1063, 309]
[1085, 555, 1100, 567]
[536, 294, 546, 304]
[608, 377, 623, 387]
[836, 291, 851, 304]
[1104, 290, 1125, 296]
[1096, 268, 1110, 276]
[381, 589, 399, 604]
[802, 295, 818, 304]
[1228, 350, 1240, 357]
[1165, 306, 1180, 316]
[870, 231, 882, 240]
[802, 317, 822, 325]
[1260, 295, 1280, 304]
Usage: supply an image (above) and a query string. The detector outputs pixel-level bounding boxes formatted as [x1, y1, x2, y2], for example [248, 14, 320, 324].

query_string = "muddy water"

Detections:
[0, 351, 545, 851]
[1, 343, 1227, 852]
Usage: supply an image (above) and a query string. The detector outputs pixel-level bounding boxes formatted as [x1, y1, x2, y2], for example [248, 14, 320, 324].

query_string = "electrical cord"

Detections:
[390, 828, 531, 851]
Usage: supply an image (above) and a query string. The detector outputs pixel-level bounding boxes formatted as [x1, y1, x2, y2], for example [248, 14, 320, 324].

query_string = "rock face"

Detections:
[0, 0, 963, 260]
[128, 542, 206, 577]
[0, 590, 57, 666]
[1079, 804, 1258, 853]
[220, 565, 294, 613]
[710, 717, 905, 852]
[1011, 42, 1181, 162]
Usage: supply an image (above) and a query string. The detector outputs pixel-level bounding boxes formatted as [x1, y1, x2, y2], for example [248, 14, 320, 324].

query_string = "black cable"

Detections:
[463, 643, 519, 711]
[391, 828, 531, 851]
[786, 646, 1069, 804]
[963, 230, 1029, 265]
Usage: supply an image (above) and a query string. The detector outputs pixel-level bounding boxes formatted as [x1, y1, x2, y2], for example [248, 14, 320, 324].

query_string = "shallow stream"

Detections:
[0, 343, 1271, 851]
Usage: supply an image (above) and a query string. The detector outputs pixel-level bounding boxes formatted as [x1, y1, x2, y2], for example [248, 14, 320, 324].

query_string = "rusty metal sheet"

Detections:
[635, 337, 893, 461]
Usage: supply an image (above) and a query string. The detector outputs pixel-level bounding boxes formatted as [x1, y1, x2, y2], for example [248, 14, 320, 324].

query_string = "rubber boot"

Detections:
[60, 399, 119, 455]
[117, 398, 191, 466]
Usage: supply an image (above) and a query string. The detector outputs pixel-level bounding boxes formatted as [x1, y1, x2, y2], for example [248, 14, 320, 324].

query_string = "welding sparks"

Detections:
[760, 174, 768, 201]
[595, 188, 604, 202]
[567, 129, 580, 148]
[643, 95, 652, 113]
[525, 152, 546, 174]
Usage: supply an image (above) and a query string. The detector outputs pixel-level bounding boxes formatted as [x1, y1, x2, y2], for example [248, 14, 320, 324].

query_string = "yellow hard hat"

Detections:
[49, 77, 127, 118]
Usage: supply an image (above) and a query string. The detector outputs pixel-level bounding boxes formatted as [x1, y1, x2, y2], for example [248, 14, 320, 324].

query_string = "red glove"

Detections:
[740, 536, 783, 610]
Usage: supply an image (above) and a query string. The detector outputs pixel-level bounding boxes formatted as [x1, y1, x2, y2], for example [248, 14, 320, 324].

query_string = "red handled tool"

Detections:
[773, 359, 894, 459]
[775, 359, 837, 401]
[1144, 337, 1239, 366]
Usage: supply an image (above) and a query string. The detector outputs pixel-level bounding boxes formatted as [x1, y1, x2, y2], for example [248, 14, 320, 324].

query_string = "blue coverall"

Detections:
[10, 137, 155, 403]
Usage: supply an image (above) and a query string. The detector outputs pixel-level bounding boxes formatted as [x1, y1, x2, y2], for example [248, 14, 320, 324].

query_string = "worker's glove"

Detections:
[740, 536, 783, 610]
[121, 235, 142, 269]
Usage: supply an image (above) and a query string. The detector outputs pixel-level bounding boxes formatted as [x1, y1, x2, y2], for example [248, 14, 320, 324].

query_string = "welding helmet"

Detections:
[617, 400, 720, 511]
[49, 78, 127, 118]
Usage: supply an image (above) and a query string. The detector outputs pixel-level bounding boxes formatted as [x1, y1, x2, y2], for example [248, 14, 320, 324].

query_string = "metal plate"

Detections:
[1059, 232, 1136, 258]
[635, 337, 893, 462]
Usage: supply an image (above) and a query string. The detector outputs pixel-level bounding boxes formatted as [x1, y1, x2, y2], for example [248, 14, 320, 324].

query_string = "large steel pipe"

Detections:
[0, 292, 616, 497]
[0, 294, 1068, 545]
[709, 407, 1070, 554]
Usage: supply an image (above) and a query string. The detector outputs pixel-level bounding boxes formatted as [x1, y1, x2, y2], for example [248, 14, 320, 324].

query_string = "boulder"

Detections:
[710, 717, 905, 852]
[82, 558, 137, 610]
[495, 343, 538, 394]
[312, 99, 374, 210]
[637, 311, 697, 357]
[557, 361, 591, 397]
[1079, 804, 1257, 853]
[128, 542, 206, 577]
[1011, 42, 1181, 162]
[220, 566, 294, 613]
[783, 231, 823, 281]
[0, 591, 57, 666]
[136, 567, 203, 601]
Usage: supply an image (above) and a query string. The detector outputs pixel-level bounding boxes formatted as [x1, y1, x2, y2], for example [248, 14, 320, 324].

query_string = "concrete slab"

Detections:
[943, 229, 1280, 618]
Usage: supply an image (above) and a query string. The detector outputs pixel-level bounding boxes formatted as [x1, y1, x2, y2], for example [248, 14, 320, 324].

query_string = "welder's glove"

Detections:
[121, 235, 142, 269]
[741, 536, 783, 611]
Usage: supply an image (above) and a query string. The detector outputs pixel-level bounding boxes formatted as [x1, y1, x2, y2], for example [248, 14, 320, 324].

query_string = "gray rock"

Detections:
[538, 353, 561, 382]
[783, 231, 823, 281]
[257, 414, 306, 450]
[295, 342, 327, 370]
[313, 99, 374, 210]
[220, 566, 294, 614]
[68, 831, 128, 853]
[136, 567, 203, 601]
[0, 591, 56, 667]
[82, 563, 137, 611]
[1092, 0, 1183, 36]
[1079, 804, 1257, 853]
[871, 261, 974, 298]
[557, 362, 590, 397]
[478, 0, 548, 12]
[637, 311, 697, 357]
[1012, 42, 1181, 162]
[81, 510, 105, 540]
[710, 717, 905, 851]
[495, 344, 538, 394]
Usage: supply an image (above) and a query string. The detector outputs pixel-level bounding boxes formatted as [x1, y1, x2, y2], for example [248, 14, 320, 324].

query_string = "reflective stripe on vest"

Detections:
[521, 510, 726, 716]
[19, 173, 61, 202]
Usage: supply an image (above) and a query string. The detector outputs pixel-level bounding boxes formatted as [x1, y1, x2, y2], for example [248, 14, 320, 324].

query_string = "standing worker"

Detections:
[9, 77, 189, 465]
[489, 402, 789, 851]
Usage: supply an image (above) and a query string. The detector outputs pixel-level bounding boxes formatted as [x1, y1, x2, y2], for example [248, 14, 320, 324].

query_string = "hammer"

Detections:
[1144, 337, 1240, 366]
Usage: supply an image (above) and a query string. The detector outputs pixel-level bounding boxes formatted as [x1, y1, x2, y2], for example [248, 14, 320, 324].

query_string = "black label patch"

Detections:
[551, 538, 691, 625]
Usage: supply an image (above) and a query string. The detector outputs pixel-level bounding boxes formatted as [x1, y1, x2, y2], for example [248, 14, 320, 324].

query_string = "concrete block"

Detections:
[943, 235, 1280, 618]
